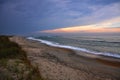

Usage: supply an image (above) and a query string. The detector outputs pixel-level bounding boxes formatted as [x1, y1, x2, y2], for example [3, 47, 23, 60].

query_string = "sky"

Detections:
[0, 0, 120, 35]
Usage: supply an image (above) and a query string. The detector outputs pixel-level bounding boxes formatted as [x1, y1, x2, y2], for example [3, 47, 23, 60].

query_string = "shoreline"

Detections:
[28, 36, 120, 66]
[10, 36, 120, 80]
[27, 37, 120, 59]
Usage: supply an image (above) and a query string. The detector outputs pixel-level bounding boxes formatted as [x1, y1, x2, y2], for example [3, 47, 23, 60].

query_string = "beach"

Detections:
[10, 36, 120, 80]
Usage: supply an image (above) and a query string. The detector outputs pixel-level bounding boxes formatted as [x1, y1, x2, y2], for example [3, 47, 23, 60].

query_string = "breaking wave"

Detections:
[27, 37, 120, 58]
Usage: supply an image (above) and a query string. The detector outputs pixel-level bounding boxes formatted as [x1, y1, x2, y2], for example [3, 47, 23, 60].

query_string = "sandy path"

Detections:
[10, 36, 120, 80]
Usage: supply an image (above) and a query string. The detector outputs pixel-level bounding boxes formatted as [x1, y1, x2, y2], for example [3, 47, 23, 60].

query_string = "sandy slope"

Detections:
[10, 36, 120, 80]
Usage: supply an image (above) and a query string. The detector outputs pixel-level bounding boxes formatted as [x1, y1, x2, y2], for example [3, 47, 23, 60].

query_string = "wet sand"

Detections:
[10, 36, 120, 80]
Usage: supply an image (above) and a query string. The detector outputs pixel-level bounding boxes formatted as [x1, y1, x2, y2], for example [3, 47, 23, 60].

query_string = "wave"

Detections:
[27, 37, 120, 58]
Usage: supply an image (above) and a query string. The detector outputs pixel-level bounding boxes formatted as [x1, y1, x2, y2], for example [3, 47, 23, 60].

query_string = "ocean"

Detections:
[27, 36, 120, 58]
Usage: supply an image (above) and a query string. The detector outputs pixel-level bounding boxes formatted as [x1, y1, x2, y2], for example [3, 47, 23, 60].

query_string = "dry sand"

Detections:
[9, 36, 120, 80]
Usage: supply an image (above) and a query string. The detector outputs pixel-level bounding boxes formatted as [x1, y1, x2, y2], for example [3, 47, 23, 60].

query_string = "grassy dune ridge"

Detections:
[0, 35, 44, 80]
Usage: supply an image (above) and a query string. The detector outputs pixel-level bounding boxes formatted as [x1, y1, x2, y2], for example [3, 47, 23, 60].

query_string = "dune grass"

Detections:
[0, 35, 45, 80]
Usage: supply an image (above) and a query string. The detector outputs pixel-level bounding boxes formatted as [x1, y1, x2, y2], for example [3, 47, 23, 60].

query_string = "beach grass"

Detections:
[0, 35, 45, 80]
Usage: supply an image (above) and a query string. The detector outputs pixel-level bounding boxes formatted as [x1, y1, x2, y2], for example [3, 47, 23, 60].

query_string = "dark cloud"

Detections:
[0, 0, 120, 35]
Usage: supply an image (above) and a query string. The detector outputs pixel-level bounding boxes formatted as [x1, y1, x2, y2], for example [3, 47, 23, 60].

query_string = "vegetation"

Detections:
[0, 35, 44, 80]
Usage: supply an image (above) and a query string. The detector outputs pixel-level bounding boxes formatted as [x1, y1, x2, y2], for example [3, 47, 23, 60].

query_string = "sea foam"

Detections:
[27, 37, 120, 58]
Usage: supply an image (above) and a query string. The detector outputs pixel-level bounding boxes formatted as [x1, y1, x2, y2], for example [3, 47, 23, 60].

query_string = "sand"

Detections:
[9, 36, 120, 80]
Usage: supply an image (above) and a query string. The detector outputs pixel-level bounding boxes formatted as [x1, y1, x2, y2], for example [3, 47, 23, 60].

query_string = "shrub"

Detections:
[0, 35, 45, 80]
[0, 36, 23, 59]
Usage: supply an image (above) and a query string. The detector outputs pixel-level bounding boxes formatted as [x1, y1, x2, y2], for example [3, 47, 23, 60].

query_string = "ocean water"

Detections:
[27, 36, 120, 58]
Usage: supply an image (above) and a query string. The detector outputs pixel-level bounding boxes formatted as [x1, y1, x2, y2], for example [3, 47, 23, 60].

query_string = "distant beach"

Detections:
[10, 36, 120, 80]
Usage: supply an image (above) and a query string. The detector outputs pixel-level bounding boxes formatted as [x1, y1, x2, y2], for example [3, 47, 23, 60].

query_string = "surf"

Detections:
[27, 37, 120, 58]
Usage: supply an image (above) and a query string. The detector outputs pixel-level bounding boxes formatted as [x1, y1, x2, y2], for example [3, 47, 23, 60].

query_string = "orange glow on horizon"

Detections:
[41, 26, 120, 33]
[40, 17, 120, 33]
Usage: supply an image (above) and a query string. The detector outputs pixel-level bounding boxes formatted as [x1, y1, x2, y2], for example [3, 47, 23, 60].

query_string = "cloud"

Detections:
[40, 17, 120, 33]
[72, 2, 120, 25]
[41, 27, 120, 33]
[0, 0, 120, 34]
[38, 1, 120, 29]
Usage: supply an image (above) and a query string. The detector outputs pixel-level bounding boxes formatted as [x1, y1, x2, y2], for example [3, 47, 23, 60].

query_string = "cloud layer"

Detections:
[41, 17, 120, 33]
[0, 0, 120, 34]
